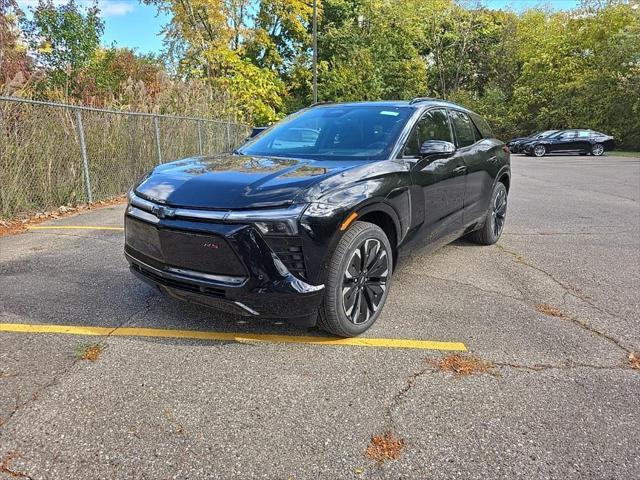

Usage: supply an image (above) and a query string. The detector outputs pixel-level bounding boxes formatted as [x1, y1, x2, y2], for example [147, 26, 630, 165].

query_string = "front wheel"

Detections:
[466, 182, 508, 245]
[318, 221, 392, 337]
[591, 143, 604, 156]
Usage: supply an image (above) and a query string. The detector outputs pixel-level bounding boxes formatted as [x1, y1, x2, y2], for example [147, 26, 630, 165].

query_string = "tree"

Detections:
[0, 0, 31, 93]
[21, 0, 104, 97]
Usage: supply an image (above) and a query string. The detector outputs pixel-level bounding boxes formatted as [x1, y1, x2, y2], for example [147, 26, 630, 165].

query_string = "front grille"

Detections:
[265, 237, 308, 280]
[125, 216, 246, 276]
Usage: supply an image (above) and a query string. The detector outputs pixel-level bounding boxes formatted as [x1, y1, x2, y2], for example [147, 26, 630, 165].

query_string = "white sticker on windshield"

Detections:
[380, 111, 400, 116]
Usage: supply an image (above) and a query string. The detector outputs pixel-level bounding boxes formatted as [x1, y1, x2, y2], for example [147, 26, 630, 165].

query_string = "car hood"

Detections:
[134, 153, 361, 209]
[508, 136, 530, 144]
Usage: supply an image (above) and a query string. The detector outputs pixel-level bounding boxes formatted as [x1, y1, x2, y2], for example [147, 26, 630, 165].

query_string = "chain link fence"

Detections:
[0, 97, 250, 218]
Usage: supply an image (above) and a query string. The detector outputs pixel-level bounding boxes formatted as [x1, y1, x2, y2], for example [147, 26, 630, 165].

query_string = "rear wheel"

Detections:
[318, 221, 392, 337]
[466, 182, 508, 245]
[533, 144, 546, 157]
[591, 143, 604, 156]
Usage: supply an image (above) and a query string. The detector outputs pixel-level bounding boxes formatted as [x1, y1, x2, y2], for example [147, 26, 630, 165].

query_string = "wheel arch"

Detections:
[493, 165, 511, 194]
[498, 170, 511, 192]
[354, 203, 401, 268]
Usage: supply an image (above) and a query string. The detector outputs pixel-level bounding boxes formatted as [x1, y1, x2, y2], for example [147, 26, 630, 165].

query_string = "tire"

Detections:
[591, 143, 604, 156]
[533, 144, 546, 157]
[466, 182, 508, 245]
[318, 221, 392, 337]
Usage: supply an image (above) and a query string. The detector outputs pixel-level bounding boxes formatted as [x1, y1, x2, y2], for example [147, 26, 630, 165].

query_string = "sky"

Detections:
[17, 0, 583, 56]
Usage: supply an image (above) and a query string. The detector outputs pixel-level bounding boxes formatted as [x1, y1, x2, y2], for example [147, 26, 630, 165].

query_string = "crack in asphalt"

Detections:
[105, 291, 156, 337]
[493, 361, 629, 372]
[382, 360, 433, 433]
[24, 230, 122, 246]
[0, 291, 157, 439]
[504, 229, 637, 237]
[494, 243, 634, 353]
[421, 273, 526, 302]
[380, 356, 635, 437]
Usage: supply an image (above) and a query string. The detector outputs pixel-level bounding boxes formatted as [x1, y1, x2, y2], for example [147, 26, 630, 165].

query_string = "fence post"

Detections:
[153, 116, 163, 164]
[75, 109, 93, 203]
[0, 106, 6, 216]
[226, 118, 231, 152]
[197, 120, 203, 155]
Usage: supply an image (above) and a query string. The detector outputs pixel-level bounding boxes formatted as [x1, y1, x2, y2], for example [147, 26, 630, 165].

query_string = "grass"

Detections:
[365, 432, 405, 463]
[610, 151, 640, 158]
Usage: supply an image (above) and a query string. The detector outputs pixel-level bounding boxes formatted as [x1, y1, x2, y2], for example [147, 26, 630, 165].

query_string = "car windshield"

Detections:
[537, 130, 557, 138]
[238, 105, 413, 161]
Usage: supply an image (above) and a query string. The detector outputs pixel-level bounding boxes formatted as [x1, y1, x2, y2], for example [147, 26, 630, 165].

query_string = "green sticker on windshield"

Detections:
[380, 111, 400, 116]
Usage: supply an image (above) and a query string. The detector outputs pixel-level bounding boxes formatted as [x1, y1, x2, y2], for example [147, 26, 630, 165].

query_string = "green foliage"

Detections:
[3, 0, 639, 148]
[22, 0, 104, 96]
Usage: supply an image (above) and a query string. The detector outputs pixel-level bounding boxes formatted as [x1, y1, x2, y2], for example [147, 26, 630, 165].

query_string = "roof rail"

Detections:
[409, 97, 436, 105]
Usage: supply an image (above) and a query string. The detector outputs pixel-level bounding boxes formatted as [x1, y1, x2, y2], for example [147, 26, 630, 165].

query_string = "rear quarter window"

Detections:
[450, 110, 477, 148]
[469, 112, 494, 139]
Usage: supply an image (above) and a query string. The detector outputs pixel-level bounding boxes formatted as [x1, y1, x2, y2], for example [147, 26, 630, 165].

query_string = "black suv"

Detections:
[125, 99, 510, 336]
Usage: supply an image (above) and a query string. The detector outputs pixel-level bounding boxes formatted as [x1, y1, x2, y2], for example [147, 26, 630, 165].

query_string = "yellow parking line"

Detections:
[0, 322, 467, 351]
[28, 226, 124, 231]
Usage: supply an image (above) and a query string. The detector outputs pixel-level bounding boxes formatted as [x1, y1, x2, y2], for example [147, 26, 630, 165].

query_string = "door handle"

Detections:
[453, 166, 467, 175]
[488, 156, 498, 163]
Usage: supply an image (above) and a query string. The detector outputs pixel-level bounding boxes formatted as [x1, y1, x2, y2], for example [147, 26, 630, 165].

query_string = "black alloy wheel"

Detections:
[491, 187, 508, 239]
[466, 181, 508, 245]
[318, 221, 393, 337]
[341, 238, 389, 325]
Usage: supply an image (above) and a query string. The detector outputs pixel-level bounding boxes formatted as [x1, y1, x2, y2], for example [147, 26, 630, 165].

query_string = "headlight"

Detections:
[253, 220, 297, 236]
[226, 204, 306, 236]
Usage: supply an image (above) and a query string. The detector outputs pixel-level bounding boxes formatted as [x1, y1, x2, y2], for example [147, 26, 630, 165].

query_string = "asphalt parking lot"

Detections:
[1, 154, 639, 479]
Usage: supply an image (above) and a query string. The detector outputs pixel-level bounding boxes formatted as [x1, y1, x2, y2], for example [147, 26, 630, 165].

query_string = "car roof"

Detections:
[311, 99, 472, 112]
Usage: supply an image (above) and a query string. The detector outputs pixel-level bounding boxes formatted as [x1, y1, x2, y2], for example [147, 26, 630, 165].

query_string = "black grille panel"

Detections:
[266, 237, 308, 280]
[125, 217, 246, 276]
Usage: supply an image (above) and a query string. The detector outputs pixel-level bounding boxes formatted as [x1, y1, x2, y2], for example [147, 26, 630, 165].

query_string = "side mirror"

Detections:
[249, 126, 267, 138]
[419, 140, 456, 158]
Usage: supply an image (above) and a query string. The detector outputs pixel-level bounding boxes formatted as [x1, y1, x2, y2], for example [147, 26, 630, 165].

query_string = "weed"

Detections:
[430, 354, 495, 377]
[628, 353, 640, 370]
[535, 303, 567, 318]
[75, 343, 103, 361]
[365, 432, 405, 464]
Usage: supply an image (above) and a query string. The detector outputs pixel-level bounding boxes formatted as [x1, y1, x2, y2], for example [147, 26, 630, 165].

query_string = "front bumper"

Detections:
[124, 205, 325, 322]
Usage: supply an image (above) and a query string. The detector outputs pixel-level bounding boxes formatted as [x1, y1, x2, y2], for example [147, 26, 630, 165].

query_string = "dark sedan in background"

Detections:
[521, 129, 614, 157]
[507, 130, 558, 153]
